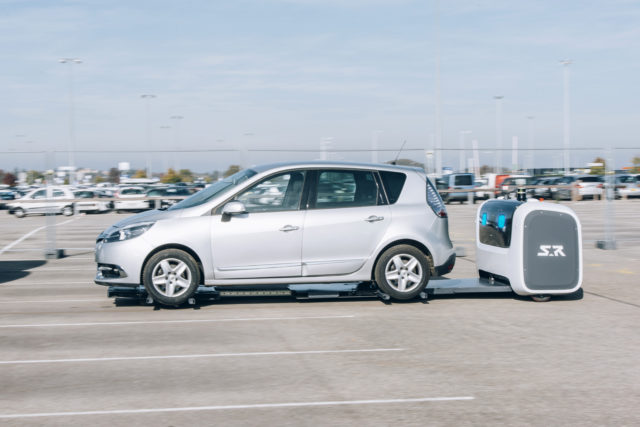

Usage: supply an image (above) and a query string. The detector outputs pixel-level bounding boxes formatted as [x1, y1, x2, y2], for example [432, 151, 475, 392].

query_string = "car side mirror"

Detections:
[221, 201, 247, 216]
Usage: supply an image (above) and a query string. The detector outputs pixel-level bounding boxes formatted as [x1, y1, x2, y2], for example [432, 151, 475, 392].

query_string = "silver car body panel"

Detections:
[95, 161, 455, 287]
[211, 210, 305, 279]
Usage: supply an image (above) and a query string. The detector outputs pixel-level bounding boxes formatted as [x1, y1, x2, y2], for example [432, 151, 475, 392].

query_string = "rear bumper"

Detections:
[434, 253, 456, 276]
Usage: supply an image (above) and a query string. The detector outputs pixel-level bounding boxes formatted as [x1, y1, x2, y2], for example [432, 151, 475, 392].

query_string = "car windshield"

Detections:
[168, 169, 257, 210]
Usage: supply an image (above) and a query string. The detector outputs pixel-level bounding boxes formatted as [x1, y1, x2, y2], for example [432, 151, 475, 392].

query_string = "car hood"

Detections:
[111, 208, 184, 229]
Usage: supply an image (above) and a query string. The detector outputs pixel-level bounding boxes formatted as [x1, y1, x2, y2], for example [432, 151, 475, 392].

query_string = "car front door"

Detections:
[302, 169, 391, 276]
[28, 189, 48, 214]
[211, 170, 307, 279]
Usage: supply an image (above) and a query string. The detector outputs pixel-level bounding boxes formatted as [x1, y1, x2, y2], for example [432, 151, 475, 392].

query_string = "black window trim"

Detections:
[377, 170, 410, 205]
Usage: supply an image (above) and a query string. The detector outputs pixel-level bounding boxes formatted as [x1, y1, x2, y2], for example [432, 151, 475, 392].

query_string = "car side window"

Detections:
[235, 171, 306, 213]
[454, 175, 473, 186]
[52, 190, 65, 198]
[32, 190, 46, 199]
[313, 170, 379, 209]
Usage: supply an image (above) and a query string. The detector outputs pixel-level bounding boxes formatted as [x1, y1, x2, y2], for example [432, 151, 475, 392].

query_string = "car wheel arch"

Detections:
[140, 243, 205, 285]
[370, 239, 434, 280]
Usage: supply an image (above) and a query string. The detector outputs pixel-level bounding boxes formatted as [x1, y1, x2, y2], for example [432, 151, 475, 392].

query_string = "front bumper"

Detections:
[94, 237, 153, 286]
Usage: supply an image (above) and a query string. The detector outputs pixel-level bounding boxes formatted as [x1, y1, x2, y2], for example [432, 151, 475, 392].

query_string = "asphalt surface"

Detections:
[0, 200, 639, 426]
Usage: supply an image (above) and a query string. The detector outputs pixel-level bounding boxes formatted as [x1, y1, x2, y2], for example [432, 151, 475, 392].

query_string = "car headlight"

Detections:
[103, 222, 155, 243]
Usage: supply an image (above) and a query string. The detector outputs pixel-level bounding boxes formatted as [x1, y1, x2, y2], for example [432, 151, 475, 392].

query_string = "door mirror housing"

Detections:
[221, 201, 247, 216]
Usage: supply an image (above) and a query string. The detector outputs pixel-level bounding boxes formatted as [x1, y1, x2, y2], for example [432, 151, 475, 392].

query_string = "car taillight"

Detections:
[597, 183, 603, 188]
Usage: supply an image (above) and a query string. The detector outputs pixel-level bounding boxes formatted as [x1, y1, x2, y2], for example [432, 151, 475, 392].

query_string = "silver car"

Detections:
[95, 162, 455, 305]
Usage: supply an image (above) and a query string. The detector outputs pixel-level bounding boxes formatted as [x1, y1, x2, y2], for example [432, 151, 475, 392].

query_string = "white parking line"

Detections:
[0, 217, 80, 255]
[0, 396, 475, 419]
[0, 314, 356, 328]
[0, 268, 94, 272]
[0, 348, 403, 365]
[0, 298, 104, 304]
[0, 281, 91, 286]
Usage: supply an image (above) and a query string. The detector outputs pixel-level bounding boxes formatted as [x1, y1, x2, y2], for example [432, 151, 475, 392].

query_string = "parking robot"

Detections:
[475, 199, 583, 300]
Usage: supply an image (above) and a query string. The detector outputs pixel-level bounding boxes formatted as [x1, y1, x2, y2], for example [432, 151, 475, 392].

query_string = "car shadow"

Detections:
[112, 282, 583, 310]
[0, 260, 47, 284]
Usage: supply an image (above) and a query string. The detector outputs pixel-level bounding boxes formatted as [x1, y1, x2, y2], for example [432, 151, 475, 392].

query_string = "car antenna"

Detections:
[390, 140, 407, 165]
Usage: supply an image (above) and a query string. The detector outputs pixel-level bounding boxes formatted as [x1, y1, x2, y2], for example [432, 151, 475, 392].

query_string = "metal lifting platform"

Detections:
[106, 276, 513, 306]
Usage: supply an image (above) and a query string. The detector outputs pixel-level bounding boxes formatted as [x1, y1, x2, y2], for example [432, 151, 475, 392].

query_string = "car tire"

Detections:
[374, 245, 430, 301]
[143, 249, 200, 306]
[13, 207, 25, 218]
[62, 205, 74, 216]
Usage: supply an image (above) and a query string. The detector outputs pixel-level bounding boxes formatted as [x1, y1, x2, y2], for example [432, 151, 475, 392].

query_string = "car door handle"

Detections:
[279, 225, 300, 232]
[364, 215, 384, 223]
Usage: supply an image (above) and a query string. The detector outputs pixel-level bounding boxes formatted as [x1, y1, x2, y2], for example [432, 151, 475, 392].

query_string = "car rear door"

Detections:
[301, 169, 391, 276]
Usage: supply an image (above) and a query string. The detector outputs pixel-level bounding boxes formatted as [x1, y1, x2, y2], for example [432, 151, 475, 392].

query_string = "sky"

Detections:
[1, 0, 639, 173]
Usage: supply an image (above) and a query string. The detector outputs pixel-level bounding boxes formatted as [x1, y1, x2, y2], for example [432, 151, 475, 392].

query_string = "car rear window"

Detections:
[379, 171, 406, 204]
[454, 175, 473, 186]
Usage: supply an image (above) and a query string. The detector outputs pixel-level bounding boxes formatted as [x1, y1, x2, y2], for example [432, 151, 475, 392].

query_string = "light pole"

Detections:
[560, 60, 572, 174]
[159, 125, 171, 173]
[242, 132, 253, 168]
[141, 94, 156, 178]
[59, 58, 82, 183]
[494, 96, 504, 173]
[170, 115, 183, 171]
[526, 116, 535, 174]
[458, 130, 471, 172]
[371, 130, 382, 163]
[320, 137, 333, 161]
[434, 0, 442, 176]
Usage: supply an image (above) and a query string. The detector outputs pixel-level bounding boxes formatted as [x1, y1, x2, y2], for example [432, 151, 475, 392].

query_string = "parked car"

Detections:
[7, 187, 75, 218]
[113, 186, 149, 213]
[440, 173, 476, 204]
[532, 177, 562, 199]
[95, 162, 456, 305]
[576, 175, 604, 199]
[500, 176, 533, 199]
[617, 174, 640, 199]
[0, 189, 18, 209]
[145, 187, 191, 209]
[483, 173, 510, 197]
[73, 190, 112, 213]
[551, 175, 603, 200]
[474, 178, 490, 201]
